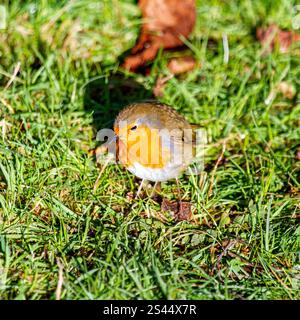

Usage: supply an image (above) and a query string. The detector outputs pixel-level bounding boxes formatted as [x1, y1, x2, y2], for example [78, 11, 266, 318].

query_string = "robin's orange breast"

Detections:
[118, 125, 171, 169]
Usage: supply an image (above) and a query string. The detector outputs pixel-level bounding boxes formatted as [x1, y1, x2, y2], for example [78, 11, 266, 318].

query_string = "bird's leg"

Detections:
[150, 181, 161, 199]
[136, 179, 150, 199]
[136, 180, 162, 200]
[175, 178, 183, 211]
[136, 178, 145, 199]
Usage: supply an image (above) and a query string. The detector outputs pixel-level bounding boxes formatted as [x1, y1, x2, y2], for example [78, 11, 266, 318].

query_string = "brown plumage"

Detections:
[114, 101, 195, 143]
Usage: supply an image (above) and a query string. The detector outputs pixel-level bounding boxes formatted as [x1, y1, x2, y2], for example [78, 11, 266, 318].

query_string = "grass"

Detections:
[0, 0, 299, 299]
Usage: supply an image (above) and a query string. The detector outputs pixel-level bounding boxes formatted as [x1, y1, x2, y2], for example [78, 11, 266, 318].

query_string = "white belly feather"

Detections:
[127, 162, 183, 182]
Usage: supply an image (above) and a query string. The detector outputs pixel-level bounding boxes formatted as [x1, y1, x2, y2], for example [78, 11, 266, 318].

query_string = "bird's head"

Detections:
[113, 103, 160, 141]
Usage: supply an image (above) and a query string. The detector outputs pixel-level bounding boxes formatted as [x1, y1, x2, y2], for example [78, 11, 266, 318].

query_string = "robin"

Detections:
[113, 101, 201, 197]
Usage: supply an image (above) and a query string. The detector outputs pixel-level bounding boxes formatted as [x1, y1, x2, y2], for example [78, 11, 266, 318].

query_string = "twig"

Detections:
[55, 258, 64, 300]
[268, 265, 291, 290]
[153, 74, 174, 98]
[5, 62, 21, 90]
[213, 239, 238, 273]
[93, 153, 114, 193]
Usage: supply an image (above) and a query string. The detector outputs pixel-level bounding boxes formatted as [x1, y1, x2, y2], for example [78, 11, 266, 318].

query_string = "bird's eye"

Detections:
[130, 125, 137, 131]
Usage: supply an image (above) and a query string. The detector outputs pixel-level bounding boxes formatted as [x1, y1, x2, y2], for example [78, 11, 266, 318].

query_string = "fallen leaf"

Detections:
[123, 0, 196, 71]
[167, 56, 197, 75]
[153, 74, 173, 97]
[265, 81, 297, 106]
[277, 81, 296, 100]
[256, 24, 300, 54]
[161, 198, 192, 221]
[176, 202, 192, 221]
[161, 198, 178, 213]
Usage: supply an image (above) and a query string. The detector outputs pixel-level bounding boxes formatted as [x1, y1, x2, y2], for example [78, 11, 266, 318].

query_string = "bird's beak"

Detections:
[114, 126, 128, 141]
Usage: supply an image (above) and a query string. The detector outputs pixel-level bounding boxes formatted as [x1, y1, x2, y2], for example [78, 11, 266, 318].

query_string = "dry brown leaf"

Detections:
[161, 198, 178, 213]
[277, 81, 297, 100]
[167, 56, 197, 75]
[161, 198, 192, 221]
[123, 0, 196, 71]
[265, 81, 297, 106]
[256, 24, 300, 54]
[176, 202, 192, 221]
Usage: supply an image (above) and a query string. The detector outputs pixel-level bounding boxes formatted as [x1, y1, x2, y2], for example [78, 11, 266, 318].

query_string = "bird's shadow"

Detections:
[83, 73, 154, 132]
